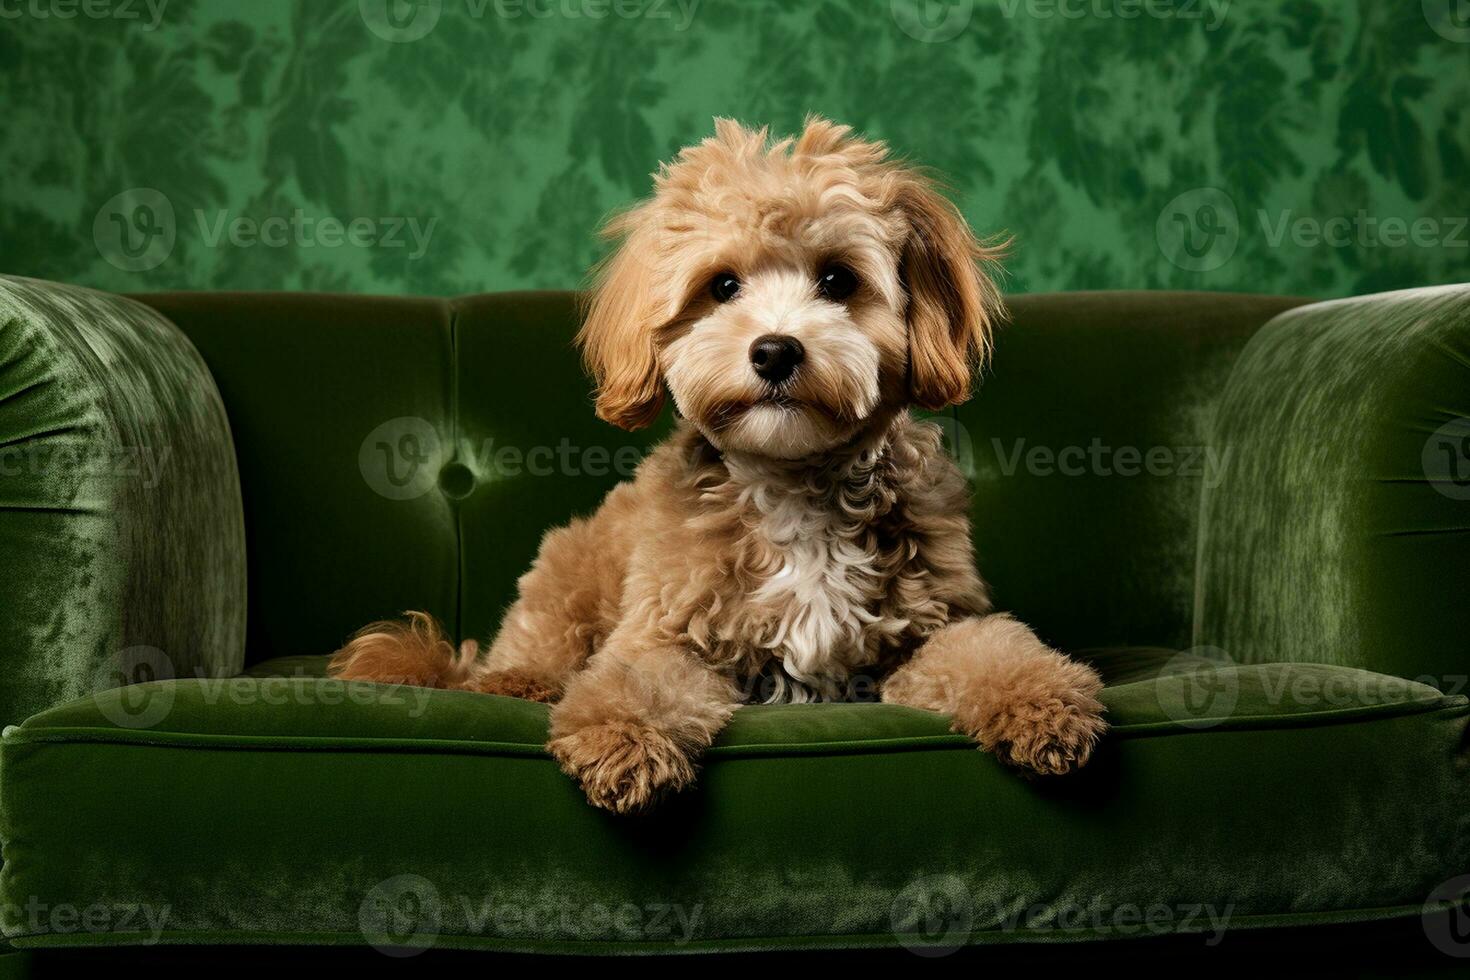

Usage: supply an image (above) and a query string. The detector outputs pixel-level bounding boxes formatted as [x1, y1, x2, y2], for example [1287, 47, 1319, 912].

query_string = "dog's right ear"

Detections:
[577, 210, 667, 430]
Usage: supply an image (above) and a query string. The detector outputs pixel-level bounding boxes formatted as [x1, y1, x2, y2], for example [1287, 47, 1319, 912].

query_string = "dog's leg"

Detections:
[547, 636, 739, 814]
[882, 614, 1106, 775]
[469, 517, 620, 703]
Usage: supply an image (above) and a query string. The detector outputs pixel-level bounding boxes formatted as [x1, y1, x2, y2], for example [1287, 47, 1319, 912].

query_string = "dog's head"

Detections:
[578, 117, 1004, 459]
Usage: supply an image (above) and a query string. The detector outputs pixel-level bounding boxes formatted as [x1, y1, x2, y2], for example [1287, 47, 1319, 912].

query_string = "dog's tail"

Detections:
[328, 610, 479, 688]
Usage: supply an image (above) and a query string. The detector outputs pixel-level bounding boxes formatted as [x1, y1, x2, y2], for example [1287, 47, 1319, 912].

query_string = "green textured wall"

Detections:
[1, 0, 1466, 298]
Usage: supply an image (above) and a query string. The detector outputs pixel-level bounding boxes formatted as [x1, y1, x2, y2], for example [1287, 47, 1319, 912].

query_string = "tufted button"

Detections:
[437, 461, 476, 500]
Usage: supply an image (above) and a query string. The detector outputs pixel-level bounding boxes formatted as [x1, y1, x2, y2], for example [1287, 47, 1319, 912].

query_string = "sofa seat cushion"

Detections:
[2, 656, 1466, 954]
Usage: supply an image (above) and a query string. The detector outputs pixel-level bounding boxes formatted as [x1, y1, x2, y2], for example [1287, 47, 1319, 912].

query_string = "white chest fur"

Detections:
[743, 475, 889, 702]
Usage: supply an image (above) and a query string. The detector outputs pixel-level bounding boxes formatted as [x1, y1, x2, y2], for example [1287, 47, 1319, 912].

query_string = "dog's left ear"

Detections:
[577, 211, 667, 430]
[897, 175, 1005, 410]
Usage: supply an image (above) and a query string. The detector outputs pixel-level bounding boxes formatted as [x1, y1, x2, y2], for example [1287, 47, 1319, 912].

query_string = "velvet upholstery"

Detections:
[958, 291, 1310, 652]
[133, 289, 1315, 660]
[452, 292, 674, 646]
[129, 292, 458, 666]
[0, 280, 1465, 958]
[0, 276, 245, 732]
[1196, 284, 1470, 691]
[1, 655, 1465, 952]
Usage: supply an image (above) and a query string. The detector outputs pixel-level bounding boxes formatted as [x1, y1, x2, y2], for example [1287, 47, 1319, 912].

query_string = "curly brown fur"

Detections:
[330, 611, 476, 689]
[330, 118, 1105, 813]
[470, 670, 561, 704]
[331, 616, 562, 703]
[882, 615, 1106, 774]
[548, 641, 739, 813]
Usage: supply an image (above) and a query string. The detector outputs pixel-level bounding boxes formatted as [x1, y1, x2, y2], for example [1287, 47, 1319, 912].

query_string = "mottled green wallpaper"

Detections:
[1, 0, 1467, 298]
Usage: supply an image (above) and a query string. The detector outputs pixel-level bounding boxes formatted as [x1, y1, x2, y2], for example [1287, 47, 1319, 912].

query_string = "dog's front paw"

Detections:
[961, 661, 1107, 776]
[547, 722, 695, 814]
[980, 697, 1106, 775]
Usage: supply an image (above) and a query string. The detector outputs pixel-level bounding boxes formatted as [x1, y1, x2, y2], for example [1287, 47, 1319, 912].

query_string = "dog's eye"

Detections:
[817, 264, 858, 301]
[709, 272, 741, 303]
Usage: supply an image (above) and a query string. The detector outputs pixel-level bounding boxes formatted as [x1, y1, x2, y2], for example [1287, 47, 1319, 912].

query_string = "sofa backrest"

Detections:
[132, 291, 669, 663]
[958, 291, 1308, 653]
[132, 291, 464, 663]
[134, 289, 1306, 664]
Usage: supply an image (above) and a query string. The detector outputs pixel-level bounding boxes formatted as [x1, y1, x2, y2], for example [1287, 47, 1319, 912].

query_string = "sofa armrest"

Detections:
[0, 276, 245, 729]
[1195, 284, 1470, 692]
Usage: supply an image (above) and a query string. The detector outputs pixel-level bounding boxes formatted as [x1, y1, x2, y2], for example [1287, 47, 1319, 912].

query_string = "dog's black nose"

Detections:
[749, 335, 804, 383]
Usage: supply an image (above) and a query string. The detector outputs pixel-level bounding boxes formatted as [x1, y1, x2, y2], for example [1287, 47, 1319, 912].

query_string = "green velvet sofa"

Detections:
[0, 274, 1467, 969]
